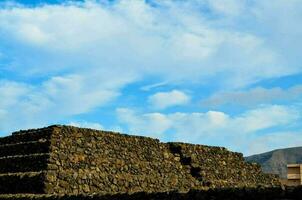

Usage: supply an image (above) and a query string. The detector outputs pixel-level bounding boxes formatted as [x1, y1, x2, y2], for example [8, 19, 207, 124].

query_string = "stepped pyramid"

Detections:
[0, 126, 52, 194]
[0, 125, 280, 198]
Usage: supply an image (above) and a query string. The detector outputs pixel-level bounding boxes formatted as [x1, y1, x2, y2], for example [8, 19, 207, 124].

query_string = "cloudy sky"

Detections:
[0, 0, 301, 155]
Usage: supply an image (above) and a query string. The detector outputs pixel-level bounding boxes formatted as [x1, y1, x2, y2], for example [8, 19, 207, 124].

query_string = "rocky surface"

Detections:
[0, 125, 280, 196]
[169, 142, 278, 188]
[44, 125, 279, 194]
[0, 187, 302, 200]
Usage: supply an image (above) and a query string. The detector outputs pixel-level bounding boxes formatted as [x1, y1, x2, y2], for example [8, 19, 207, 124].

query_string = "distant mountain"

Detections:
[245, 147, 302, 179]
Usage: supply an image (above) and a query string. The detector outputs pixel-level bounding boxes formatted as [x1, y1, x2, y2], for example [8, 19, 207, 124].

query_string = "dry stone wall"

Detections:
[0, 125, 280, 196]
[1, 187, 302, 200]
[0, 127, 53, 194]
[43, 126, 279, 195]
[168, 142, 278, 188]
[45, 126, 202, 194]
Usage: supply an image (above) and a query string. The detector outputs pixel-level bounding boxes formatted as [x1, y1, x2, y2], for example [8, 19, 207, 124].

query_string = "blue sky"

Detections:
[0, 0, 301, 155]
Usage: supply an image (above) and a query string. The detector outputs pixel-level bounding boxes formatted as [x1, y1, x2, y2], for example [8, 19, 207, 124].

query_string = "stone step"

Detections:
[0, 154, 50, 173]
[0, 140, 51, 157]
[0, 128, 52, 146]
[0, 172, 45, 194]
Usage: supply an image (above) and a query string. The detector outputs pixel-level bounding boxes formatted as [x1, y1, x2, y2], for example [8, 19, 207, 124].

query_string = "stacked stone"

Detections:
[1, 187, 302, 200]
[0, 125, 280, 198]
[45, 126, 205, 194]
[44, 126, 279, 195]
[0, 127, 53, 194]
[167, 142, 280, 188]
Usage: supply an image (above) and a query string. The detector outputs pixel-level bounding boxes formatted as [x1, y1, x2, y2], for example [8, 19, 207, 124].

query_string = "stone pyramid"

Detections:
[0, 125, 279, 198]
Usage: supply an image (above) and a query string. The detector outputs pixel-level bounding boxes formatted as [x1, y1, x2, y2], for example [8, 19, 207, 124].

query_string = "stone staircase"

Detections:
[0, 128, 52, 194]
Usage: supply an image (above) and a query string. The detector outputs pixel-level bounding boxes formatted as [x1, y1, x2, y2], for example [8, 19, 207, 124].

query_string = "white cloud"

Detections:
[148, 90, 190, 109]
[234, 105, 299, 133]
[202, 85, 302, 107]
[166, 111, 229, 140]
[116, 108, 172, 138]
[0, 0, 299, 87]
[246, 130, 302, 156]
[116, 105, 301, 155]
[207, 0, 245, 16]
[0, 80, 31, 108]
[42, 74, 120, 115]
[17, 23, 50, 45]
[140, 81, 168, 91]
[68, 121, 104, 130]
[0, 73, 127, 133]
[0, 0, 302, 140]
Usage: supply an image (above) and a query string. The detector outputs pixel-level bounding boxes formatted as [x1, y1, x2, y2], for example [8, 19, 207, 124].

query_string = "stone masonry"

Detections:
[0, 125, 279, 197]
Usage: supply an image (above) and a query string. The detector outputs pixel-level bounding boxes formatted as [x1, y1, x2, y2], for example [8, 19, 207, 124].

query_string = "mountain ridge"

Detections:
[245, 146, 302, 179]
